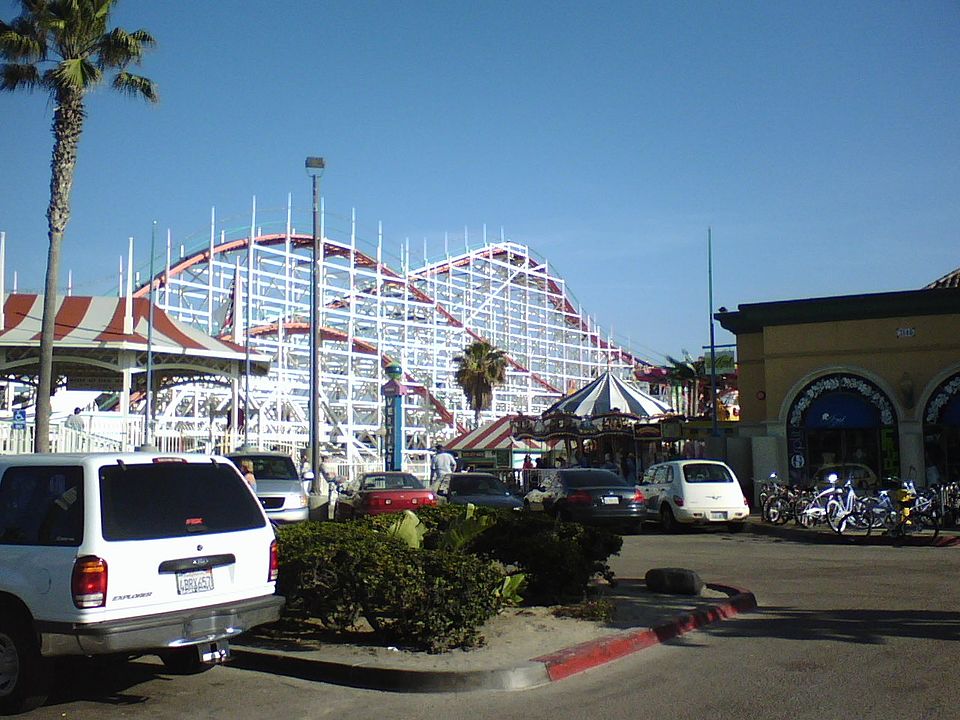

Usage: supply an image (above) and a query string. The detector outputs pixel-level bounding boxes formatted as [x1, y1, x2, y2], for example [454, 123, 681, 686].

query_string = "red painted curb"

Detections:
[532, 583, 757, 681]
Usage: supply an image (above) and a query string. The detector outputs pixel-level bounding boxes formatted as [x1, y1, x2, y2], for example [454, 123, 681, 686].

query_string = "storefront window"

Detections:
[923, 374, 960, 486]
[786, 374, 898, 487]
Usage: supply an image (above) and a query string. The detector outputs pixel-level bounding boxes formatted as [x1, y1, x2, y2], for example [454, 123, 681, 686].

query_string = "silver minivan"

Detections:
[640, 460, 749, 532]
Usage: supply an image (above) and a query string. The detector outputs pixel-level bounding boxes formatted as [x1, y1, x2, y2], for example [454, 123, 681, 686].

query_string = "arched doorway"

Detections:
[923, 373, 960, 485]
[786, 374, 898, 487]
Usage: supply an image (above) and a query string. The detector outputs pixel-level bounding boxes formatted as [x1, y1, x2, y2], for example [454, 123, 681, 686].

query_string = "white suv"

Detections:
[0, 453, 283, 713]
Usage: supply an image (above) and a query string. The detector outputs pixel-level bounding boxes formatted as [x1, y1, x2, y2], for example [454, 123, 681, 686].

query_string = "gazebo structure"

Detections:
[0, 293, 270, 452]
[512, 371, 674, 472]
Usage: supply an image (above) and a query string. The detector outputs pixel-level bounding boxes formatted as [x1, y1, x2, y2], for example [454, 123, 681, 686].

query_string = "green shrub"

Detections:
[469, 512, 623, 604]
[275, 520, 503, 652]
[357, 506, 622, 603]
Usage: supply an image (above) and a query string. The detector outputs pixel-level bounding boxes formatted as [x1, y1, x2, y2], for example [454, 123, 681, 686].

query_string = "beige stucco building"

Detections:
[716, 285, 960, 495]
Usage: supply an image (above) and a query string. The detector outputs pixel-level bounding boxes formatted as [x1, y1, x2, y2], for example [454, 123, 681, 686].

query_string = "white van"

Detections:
[640, 460, 749, 532]
[0, 453, 283, 713]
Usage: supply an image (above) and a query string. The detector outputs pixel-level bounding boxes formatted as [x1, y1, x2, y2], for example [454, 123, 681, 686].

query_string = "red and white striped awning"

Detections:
[445, 415, 543, 451]
[0, 294, 270, 372]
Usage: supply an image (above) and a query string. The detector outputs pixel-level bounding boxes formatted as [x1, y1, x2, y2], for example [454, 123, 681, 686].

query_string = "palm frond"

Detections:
[97, 26, 154, 68]
[49, 55, 100, 90]
[0, 16, 47, 62]
[0, 61, 41, 90]
[112, 70, 157, 101]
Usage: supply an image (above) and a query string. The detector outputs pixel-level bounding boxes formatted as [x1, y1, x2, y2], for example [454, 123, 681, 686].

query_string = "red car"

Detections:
[336, 471, 437, 519]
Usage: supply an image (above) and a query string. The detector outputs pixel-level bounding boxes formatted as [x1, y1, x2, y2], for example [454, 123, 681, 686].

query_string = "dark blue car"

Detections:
[439, 472, 523, 510]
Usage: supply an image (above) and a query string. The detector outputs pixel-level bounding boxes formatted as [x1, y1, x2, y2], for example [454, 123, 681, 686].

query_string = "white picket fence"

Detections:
[0, 415, 430, 485]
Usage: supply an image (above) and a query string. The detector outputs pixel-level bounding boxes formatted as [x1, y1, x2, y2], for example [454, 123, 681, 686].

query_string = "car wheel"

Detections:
[159, 647, 213, 675]
[0, 611, 48, 714]
[660, 505, 677, 533]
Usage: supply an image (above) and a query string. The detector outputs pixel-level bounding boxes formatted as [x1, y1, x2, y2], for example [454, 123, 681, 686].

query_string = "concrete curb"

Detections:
[532, 583, 757, 681]
[230, 582, 757, 692]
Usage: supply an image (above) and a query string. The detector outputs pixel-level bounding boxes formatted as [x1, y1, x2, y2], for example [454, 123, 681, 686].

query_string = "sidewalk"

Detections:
[230, 578, 756, 692]
[743, 514, 960, 546]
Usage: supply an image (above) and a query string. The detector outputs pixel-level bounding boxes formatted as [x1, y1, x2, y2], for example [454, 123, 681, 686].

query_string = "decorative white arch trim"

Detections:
[778, 365, 902, 427]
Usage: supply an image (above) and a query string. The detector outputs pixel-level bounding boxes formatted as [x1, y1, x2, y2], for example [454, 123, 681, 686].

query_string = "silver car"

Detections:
[227, 451, 309, 524]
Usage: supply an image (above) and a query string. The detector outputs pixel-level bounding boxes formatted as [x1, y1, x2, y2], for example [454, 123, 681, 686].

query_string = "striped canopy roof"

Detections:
[445, 415, 543, 451]
[544, 371, 673, 418]
[0, 294, 270, 374]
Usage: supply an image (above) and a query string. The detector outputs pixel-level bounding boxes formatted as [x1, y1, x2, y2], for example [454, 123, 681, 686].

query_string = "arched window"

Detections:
[786, 374, 898, 487]
[923, 373, 960, 485]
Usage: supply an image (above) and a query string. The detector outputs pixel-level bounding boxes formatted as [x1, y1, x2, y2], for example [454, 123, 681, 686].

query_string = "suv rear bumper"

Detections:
[37, 594, 284, 657]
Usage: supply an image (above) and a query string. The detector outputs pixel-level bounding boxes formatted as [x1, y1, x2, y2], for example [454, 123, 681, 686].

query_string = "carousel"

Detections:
[512, 371, 675, 476]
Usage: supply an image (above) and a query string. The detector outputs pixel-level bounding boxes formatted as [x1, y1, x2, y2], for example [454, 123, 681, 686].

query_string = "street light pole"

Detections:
[708, 227, 719, 438]
[306, 157, 325, 485]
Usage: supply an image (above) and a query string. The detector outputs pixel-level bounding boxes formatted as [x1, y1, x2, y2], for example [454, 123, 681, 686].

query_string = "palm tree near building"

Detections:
[664, 352, 705, 417]
[1, 0, 158, 451]
[453, 340, 507, 428]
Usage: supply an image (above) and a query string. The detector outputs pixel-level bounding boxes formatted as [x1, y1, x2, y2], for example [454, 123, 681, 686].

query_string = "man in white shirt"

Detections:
[432, 446, 457, 489]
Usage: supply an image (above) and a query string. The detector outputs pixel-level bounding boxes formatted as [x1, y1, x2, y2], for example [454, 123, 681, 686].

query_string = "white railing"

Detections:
[0, 416, 429, 487]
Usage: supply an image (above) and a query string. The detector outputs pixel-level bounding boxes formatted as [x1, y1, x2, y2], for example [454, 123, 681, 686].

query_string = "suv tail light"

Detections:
[269, 540, 279, 582]
[72, 556, 108, 609]
[633, 487, 646, 502]
[567, 490, 592, 505]
[673, 495, 685, 507]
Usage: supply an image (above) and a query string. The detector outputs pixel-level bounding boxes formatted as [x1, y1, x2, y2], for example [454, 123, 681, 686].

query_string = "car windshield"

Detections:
[561, 471, 630, 488]
[99, 462, 266, 540]
[449, 475, 509, 495]
[682, 464, 734, 483]
[361, 474, 425, 491]
[227, 455, 299, 480]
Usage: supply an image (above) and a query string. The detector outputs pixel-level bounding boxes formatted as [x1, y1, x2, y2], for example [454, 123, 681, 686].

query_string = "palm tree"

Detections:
[1, 0, 158, 451]
[664, 352, 705, 416]
[453, 340, 507, 428]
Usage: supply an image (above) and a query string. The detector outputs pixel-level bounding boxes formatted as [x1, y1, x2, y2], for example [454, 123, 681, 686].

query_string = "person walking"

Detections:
[65, 407, 84, 431]
[432, 446, 457, 489]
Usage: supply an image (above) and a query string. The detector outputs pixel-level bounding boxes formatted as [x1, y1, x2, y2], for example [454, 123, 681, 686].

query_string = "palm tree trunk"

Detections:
[35, 90, 84, 453]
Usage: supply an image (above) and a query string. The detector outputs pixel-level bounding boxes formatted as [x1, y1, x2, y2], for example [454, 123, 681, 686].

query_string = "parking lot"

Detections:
[23, 529, 960, 720]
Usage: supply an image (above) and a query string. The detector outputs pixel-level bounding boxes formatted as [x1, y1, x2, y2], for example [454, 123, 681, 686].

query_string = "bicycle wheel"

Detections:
[826, 498, 847, 533]
[908, 509, 940, 542]
[763, 495, 789, 524]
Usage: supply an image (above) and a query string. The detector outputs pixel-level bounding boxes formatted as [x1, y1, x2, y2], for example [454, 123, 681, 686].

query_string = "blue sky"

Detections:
[1, 0, 958, 364]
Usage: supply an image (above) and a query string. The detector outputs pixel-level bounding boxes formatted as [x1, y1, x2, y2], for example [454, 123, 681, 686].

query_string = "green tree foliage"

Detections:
[1, 0, 157, 451]
[664, 351, 705, 417]
[453, 340, 507, 428]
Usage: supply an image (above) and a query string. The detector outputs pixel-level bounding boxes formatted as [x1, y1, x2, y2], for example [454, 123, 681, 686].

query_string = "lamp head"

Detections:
[305, 156, 326, 176]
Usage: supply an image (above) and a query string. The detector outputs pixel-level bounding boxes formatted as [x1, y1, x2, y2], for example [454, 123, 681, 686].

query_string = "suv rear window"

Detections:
[682, 463, 734, 483]
[99, 462, 266, 540]
[0, 465, 83, 546]
[227, 455, 299, 480]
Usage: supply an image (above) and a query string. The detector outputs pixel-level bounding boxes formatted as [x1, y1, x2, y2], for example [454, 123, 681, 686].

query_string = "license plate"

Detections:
[710, 511, 727, 520]
[176, 569, 214, 595]
[602, 496, 620, 505]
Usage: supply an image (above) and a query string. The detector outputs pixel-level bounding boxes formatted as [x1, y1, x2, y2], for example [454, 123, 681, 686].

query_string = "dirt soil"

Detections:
[240, 579, 731, 672]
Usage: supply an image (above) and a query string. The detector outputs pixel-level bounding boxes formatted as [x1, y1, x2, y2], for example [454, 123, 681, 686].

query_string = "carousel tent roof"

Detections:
[445, 415, 542, 451]
[544, 371, 673, 418]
